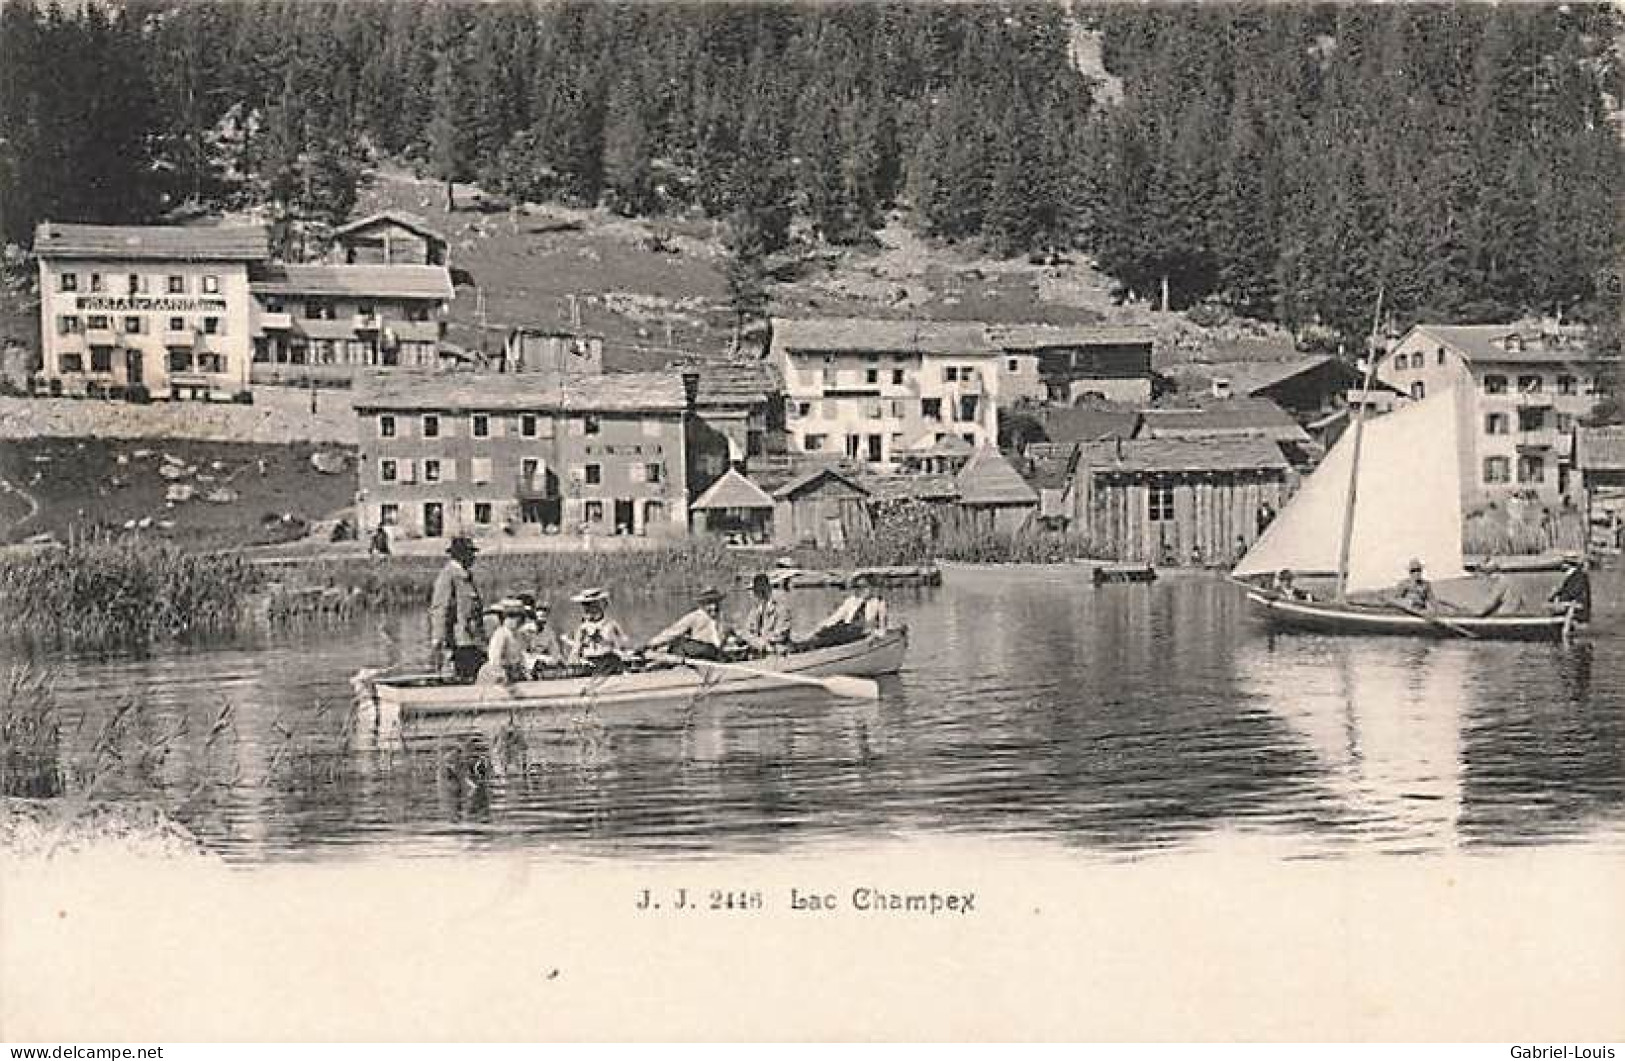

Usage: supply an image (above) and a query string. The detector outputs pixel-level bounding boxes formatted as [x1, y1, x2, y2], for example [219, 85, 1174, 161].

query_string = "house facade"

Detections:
[352, 370, 690, 540]
[769, 317, 1002, 468]
[1379, 323, 1609, 507]
[34, 222, 268, 400]
[989, 324, 1156, 405]
[249, 264, 454, 384]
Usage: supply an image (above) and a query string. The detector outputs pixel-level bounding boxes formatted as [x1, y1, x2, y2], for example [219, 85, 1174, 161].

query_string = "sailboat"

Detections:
[1230, 368, 1577, 641]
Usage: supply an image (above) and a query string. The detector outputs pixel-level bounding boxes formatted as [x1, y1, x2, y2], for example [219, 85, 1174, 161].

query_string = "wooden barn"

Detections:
[1070, 437, 1290, 565]
[770, 467, 872, 548]
[690, 467, 776, 544]
[954, 447, 1039, 534]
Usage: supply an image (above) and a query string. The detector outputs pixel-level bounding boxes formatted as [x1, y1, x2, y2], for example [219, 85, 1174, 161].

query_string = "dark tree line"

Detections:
[1, 1, 1619, 345]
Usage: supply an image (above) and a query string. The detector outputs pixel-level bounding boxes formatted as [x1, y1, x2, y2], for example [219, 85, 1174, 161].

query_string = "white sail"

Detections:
[1233, 388, 1468, 594]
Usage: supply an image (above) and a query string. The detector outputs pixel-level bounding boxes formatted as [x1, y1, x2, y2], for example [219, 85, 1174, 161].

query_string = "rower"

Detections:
[646, 587, 732, 662]
[1388, 558, 1436, 612]
[567, 587, 631, 673]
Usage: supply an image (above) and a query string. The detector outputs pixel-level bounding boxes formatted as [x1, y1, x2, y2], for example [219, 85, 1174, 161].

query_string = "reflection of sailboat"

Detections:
[1232, 382, 1572, 640]
[1235, 637, 1468, 852]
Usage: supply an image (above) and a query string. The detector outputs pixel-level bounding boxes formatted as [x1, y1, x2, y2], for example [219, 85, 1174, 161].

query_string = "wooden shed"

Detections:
[690, 467, 776, 544]
[770, 467, 872, 548]
[954, 447, 1039, 534]
[1071, 437, 1290, 565]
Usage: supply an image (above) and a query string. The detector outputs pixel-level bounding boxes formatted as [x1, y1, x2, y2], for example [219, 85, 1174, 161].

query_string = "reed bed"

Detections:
[0, 539, 265, 647]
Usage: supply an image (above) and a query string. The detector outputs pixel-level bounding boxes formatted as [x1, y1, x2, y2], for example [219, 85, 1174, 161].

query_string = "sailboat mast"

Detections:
[1334, 285, 1385, 602]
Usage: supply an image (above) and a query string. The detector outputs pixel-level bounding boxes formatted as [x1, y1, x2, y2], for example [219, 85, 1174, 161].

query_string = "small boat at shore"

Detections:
[353, 628, 908, 719]
[1239, 590, 1570, 640]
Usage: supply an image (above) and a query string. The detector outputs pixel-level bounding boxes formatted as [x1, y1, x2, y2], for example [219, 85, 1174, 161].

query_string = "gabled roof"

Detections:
[985, 324, 1155, 350]
[1577, 426, 1625, 473]
[1137, 395, 1311, 444]
[351, 369, 686, 413]
[250, 264, 454, 301]
[1079, 436, 1290, 475]
[682, 361, 781, 407]
[333, 210, 446, 244]
[1191, 355, 1361, 396]
[34, 222, 270, 262]
[859, 472, 960, 501]
[691, 468, 776, 510]
[769, 465, 871, 501]
[955, 447, 1039, 507]
[1402, 323, 1597, 366]
[771, 317, 997, 356]
[1033, 401, 1141, 443]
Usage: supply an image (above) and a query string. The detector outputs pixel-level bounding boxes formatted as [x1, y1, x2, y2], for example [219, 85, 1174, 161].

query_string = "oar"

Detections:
[1395, 602, 1478, 639]
[649, 652, 880, 700]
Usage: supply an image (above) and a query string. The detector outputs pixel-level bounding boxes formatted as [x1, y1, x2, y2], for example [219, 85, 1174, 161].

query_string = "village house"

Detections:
[248, 263, 455, 385]
[1379, 322, 1610, 507]
[1577, 425, 1625, 552]
[769, 317, 1002, 467]
[351, 370, 690, 540]
[989, 324, 1157, 405]
[34, 221, 269, 400]
[679, 361, 786, 500]
[1067, 436, 1291, 565]
[1176, 355, 1401, 449]
[1136, 394, 1318, 468]
[331, 210, 449, 267]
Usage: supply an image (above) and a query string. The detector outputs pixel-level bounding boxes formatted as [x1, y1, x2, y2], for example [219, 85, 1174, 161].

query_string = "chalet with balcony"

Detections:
[331, 211, 449, 267]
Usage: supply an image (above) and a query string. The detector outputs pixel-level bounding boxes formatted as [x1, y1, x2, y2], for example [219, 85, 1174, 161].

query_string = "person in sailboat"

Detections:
[1387, 558, 1437, 612]
[1548, 553, 1592, 623]
[1270, 569, 1312, 602]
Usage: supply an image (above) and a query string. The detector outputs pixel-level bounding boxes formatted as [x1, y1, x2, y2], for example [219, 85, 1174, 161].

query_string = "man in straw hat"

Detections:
[567, 587, 632, 673]
[429, 535, 486, 681]
[646, 586, 733, 661]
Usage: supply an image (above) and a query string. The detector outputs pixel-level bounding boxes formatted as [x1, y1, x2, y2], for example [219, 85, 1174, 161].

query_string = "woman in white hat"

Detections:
[567, 587, 631, 673]
[475, 598, 531, 685]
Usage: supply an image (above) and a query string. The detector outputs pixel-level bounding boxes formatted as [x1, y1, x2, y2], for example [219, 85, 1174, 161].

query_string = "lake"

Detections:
[18, 566, 1625, 862]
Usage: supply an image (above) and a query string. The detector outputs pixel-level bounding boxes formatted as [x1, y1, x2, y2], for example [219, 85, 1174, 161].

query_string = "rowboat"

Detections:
[1241, 589, 1571, 641]
[352, 628, 908, 721]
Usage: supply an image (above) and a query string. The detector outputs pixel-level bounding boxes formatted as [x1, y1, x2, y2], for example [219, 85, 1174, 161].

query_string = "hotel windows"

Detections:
[168, 317, 185, 333]
[472, 414, 489, 438]
[645, 500, 665, 526]
[57, 315, 82, 334]
[803, 434, 827, 452]
[1410, 381, 1426, 400]
[1008, 358, 1020, 373]
[584, 500, 604, 523]
[87, 315, 109, 330]
[583, 415, 601, 435]
[1517, 375, 1543, 393]
[380, 415, 397, 438]
[1517, 454, 1545, 483]
[1483, 375, 1508, 395]
[59, 353, 83, 373]
[921, 397, 943, 420]
[424, 459, 442, 484]
[645, 463, 662, 483]
[584, 463, 602, 485]
[1393, 354, 1408, 370]
[521, 414, 538, 437]
[91, 348, 113, 373]
[127, 274, 147, 295]
[59, 273, 78, 292]
[1557, 375, 1577, 395]
[380, 460, 398, 483]
[88, 274, 103, 293]
[892, 369, 905, 386]
[1485, 413, 1509, 435]
[865, 368, 879, 385]
[167, 350, 192, 373]
[957, 395, 979, 422]
[944, 366, 960, 382]
[123, 316, 142, 334]
[865, 399, 882, 419]
[1436, 348, 1447, 365]
[305, 299, 335, 320]
[202, 275, 219, 294]
[197, 353, 223, 373]
[474, 503, 492, 525]
[167, 276, 185, 294]
[202, 317, 221, 335]
[1148, 483, 1175, 522]
[1519, 407, 1546, 432]
[380, 504, 399, 526]
[1483, 456, 1510, 484]
[423, 414, 440, 438]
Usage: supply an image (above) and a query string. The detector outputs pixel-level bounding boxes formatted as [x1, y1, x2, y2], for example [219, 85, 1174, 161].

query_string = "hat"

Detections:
[570, 587, 609, 606]
[448, 535, 478, 557]
[488, 597, 528, 618]
[750, 573, 773, 591]
[774, 556, 798, 569]
[696, 586, 725, 605]
[1407, 558, 1424, 572]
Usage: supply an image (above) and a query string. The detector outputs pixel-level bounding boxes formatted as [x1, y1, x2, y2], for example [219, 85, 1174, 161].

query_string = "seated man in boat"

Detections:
[1386, 558, 1437, 613]
[801, 588, 887, 650]
[737, 573, 793, 656]
[1548, 554, 1592, 623]
[475, 599, 531, 685]
[1270, 569, 1312, 602]
[645, 587, 734, 662]
[567, 587, 633, 673]
[515, 594, 566, 677]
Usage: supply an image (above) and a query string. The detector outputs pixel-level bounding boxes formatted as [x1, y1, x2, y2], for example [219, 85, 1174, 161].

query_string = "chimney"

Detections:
[680, 368, 701, 412]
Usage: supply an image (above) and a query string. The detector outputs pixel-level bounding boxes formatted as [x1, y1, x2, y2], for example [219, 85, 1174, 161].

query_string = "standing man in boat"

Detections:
[429, 535, 486, 681]
[738, 573, 793, 655]
[646, 587, 733, 661]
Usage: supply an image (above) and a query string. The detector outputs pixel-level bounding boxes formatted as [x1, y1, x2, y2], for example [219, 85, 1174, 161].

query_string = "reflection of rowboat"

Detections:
[1242, 590, 1569, 640]
[353, 629, 908, 719]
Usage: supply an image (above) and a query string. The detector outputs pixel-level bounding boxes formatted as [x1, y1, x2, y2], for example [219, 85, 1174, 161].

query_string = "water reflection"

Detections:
[12, 568, 1625, 861]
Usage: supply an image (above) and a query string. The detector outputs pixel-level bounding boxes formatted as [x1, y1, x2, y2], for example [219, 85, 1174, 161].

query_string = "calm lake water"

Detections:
[20, 567, 1625, 862]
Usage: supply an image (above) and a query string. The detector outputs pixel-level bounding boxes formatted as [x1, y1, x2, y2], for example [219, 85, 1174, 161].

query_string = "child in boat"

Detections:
[475, 599, 530, 685]
[567, 587, 632, 673]
[515, 594, 565, 677]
